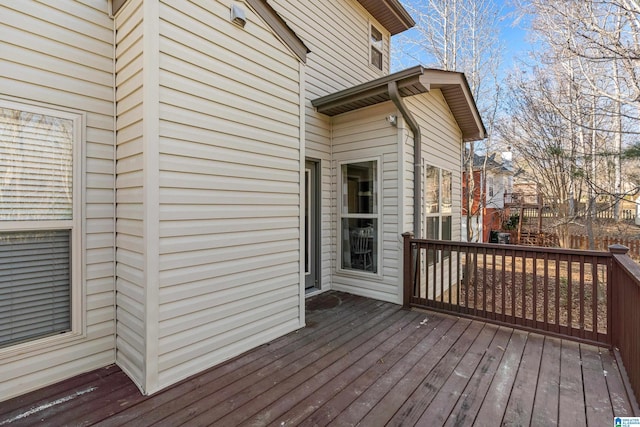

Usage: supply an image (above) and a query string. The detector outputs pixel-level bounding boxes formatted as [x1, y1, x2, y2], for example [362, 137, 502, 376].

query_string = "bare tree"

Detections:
[393, 0, 504, 242]
[499, 65, 584, 247]
[514, 0, 640, 225]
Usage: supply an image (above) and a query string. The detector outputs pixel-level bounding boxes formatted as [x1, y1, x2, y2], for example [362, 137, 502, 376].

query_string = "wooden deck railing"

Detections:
[402, 233, 611, 345]
[403, 233, 640, 405]
[610, 244, 640, 407]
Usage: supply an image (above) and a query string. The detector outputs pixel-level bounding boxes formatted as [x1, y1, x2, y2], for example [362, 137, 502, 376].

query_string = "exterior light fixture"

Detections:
[231, 4, 247, 28]
[386, 115, 397, 126]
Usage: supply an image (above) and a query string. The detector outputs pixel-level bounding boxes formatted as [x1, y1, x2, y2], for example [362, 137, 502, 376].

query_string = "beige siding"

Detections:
[270, 0, 391, 291]
[331, 103, 402, 303]
[115, 0, 146, 388]
[154, 0, 302, 389]
[407, 90, 464, 241]
[0, 0, 115, 401]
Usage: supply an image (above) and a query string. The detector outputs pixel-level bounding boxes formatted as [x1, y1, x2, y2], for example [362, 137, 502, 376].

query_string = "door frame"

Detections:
[305, 158, 321, 291]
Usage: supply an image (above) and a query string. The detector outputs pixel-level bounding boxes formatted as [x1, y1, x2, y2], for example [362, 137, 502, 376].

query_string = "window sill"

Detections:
[336, 267, 384, 281]
[0, 329, 86, 363]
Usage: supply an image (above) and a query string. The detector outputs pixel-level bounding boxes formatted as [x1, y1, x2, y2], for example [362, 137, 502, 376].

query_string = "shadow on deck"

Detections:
[0, 291, 636, 426]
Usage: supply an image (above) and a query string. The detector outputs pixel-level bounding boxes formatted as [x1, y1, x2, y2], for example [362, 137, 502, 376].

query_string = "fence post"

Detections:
[402, 232, 414, 309]
[608, 244, 630, 347]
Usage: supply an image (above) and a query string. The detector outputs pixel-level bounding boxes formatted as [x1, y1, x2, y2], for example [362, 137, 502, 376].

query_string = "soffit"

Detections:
[312, 66, 487, 142]
[356, 0, 415, 35]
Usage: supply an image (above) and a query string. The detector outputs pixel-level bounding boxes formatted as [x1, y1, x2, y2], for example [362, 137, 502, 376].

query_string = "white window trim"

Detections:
[336, 157, 383, 279]
[0, 98, 85, 359]
[369, 22, 384, 72]
[424, 163, 453, 240]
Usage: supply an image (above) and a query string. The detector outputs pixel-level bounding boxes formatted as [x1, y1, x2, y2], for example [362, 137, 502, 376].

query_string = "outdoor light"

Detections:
[386, 115, 397, 126]
[231, 4, 246, 27]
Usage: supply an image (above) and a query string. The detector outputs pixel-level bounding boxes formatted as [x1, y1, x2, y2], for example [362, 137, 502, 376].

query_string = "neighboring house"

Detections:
[0, 0, 485, 401]
[462, 151, 513, 242]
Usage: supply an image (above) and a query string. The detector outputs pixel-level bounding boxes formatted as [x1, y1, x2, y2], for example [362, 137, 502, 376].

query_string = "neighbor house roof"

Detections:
[311, 66, 487, 142]
[356, 0, 415, 35]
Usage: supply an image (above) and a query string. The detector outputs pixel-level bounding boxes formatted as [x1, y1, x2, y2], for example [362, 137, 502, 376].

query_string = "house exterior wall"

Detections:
[328, 89, 465, 304]
[0, 0, 115, 401]
[331, 103, 403, 303]
[114, 0, 146, 390]
[407, 90, 464, 241]
[113, 0, 304, 395]
[270, 0, 392, 290]
[153, 0, 303, 391]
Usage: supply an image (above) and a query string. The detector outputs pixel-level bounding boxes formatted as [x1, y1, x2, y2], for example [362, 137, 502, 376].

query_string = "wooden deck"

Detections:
[1, 291, 636, 426]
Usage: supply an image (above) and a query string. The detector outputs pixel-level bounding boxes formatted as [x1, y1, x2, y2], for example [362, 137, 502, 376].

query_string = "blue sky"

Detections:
[393, 0, 534, 74]
[497, 0, 533, 70]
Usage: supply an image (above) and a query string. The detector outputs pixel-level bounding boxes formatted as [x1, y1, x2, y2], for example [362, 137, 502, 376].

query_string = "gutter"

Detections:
[388, 81, 422, 238]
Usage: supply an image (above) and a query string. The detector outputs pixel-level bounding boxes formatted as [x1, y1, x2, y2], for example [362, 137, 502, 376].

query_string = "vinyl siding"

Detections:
[154, 0, 302, 389]
[331, 103, 402, 303]
[115, 0, 146, 389]
[270, 0, 391, 291]
[0, 0, 115, 401]
[407, 90, 464, 241]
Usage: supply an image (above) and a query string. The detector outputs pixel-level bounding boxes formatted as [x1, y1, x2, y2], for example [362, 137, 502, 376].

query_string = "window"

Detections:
[340, 160, 379, 274]
[370, 25, 383, 70]
[425, 165, 452, 261]
[0, 100, 81, 349]
[487, 176, 494, 198]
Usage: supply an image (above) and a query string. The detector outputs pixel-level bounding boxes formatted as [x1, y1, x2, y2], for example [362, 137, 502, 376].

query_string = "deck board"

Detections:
[255, 311, 424, 426]
[558, 340, 587, 427]
[484, 330, 544, 426]
[353, 318, 476, 426]
[408, 323, 500, 426]
[472, 328, 528, 427]
[531, 336, 561, 426]
[0, 291, 635, 426]
[443, 326, 513, 427]
[582, 343, 615, 426]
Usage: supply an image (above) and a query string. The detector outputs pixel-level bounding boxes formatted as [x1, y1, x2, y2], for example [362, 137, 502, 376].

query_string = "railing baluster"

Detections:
[592, 256, 598, 341]
[511, 247, 516, 325]
[567, 258, 573, 336]
[491, 248, 496, 320]
[543, 252, 549, 331]
[533, 252, 538, 329]
[482, 247, 487, 316]
[579, 255, 585, 339]
[464, 250, 470, 312]
[501, 248, 506, 323]
[433, 243, 437, 302]
[474, 246, 479, 316]
[447, 243, 453, 306]
[521, 252, 527, 326]
[555, 254, 560, 334]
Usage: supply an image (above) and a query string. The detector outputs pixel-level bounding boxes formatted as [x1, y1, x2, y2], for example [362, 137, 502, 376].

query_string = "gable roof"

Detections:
[356, 0, 415, 35]
[311, 66, 487, 142]
[111, 0, 309, 62]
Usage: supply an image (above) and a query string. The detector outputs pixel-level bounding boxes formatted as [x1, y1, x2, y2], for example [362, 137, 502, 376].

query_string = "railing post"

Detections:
[608, 244, 629, 347]
[402, 232, 414, 308]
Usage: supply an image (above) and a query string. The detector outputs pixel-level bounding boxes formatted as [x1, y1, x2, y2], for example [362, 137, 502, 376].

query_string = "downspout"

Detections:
[388, 82, 422, 238]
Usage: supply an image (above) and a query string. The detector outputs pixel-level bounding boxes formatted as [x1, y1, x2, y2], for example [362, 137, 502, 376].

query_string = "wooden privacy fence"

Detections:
[403, 234, 640, 406]
[516, 232, 640, 261]
[570, 235, 640, 260]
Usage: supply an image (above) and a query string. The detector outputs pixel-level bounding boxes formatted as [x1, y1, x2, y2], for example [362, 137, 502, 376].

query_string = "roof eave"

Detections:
[356, 0, 416, 35]
[312, 67, 487, 142]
